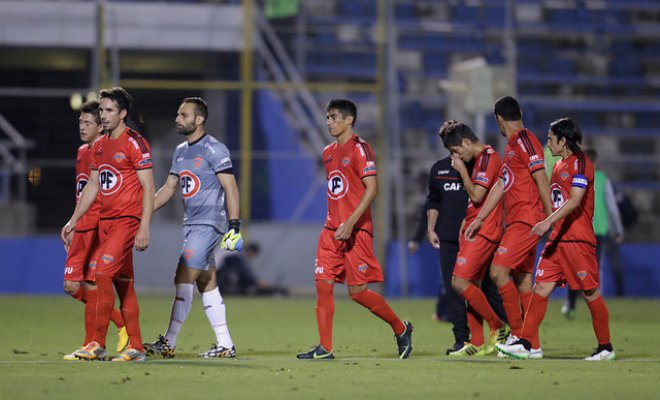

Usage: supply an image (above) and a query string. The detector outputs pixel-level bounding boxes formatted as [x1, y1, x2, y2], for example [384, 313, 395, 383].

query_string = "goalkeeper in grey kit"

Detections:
[144, 97, 242, 359]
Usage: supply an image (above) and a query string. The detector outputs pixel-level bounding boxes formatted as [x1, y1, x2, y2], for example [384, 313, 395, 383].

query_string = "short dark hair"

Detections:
[99, 87, 133, 118]
[327, 99, 357, 126]
[80, 100, 101, 125]
[550, 117, 583, 155]
[493, 95, 522, 121]
[439, 120, 478, 149]
[182, 97, 208, 125]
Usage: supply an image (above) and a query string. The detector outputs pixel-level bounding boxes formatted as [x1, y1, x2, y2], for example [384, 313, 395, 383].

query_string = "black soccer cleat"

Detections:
[396, 321, 414, 359]
[143, 334, 175, 359]
[296, 345, 334, 360]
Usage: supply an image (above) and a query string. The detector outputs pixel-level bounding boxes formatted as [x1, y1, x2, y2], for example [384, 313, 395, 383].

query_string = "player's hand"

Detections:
[61, 221, 75, 246]
[407, 241, 420, 253]
[221, 229, 243, 251]
[222, 219, 243, 251]
[450, 154, 467, 175]
[63, 230, 74, 253]
[531, 219, 552, 237]
[427, 231, 441, 249]
[134, 225, 150, 251]
[335, 221, 354, 241]
[464, 218, 482, 240]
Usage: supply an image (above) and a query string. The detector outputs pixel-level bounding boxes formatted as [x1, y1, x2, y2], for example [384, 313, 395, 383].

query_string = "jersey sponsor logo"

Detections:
[139, 158, 152, 167]
[443, 182, 462, 191]
[76, 173, 89, 199]
[142, 153, 151, 159]
[501, 164, 514, 192]
[101, 254, 114, 264]
[98, 164, 123, 195]
[342, 157, 350, 166]
[363, 165, 376, 174]
[327, 170, 349, 200]
[457, 256, 466, 265]
[113, 152, 126, 162]
[577, 270, 588, 280]
[314, 266, 325, 275]
[176, 155, 184, 163]
[550, 183, 566, 209]
[475, 172, 489, 184]
[179, 170, 201, 199]
[438, 169, 450, 175]
[194, 156, 203, 168]
[357, 264, 368, 273]
[536, 268, 544, 277]
[64, 266, 74, 275]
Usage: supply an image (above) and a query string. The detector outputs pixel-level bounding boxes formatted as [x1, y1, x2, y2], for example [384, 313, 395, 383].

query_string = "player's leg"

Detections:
[298, 229, 340, 359]
[198, 265, 236, 358]
[583, 287, 615, 360]
[440, 242, 469, 354]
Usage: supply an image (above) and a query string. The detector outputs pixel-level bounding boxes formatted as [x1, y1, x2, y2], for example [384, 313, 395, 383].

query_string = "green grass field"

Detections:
[1, 295, 659, 400]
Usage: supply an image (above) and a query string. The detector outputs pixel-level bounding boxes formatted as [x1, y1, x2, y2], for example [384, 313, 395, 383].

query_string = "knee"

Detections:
[348, 284, 366, 299]
[489, 266, 508, 286]
[451, 276, 467, 294]
[63, 281, 81, 296]
[582, 288, 599, 301]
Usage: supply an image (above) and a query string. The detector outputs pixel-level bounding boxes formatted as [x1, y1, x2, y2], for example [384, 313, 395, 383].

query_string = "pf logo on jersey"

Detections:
[98, 164, 122, 195]
[75, 173, 89, 200]
[327, 170, 349, 200]
[501, 164, 514, 192]
[550, 183, 566, 210]
[179, 170, 201, 199]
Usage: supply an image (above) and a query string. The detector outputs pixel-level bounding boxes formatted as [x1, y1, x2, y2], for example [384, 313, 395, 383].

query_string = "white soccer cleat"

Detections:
[529, 348, 544, 359]
[584, 349, 615, 361]
[495, 341, 530, 360]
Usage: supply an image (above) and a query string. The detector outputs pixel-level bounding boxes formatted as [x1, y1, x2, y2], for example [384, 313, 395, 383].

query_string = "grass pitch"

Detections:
[1, 295, 659, 400]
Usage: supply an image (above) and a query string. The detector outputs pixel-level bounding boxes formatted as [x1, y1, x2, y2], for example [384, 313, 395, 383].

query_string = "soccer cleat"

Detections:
[529, 348, 544, 359]
[198, 344, 237, 359]
[486, 324, 510, 354]
[495, 340, 530, 360]
[448, 342, 487, 357]
[395, 321, 413, 359]
[144, 335, 176, 359]
[296, 345, 335, 360]
[584, 349, 616, 361]
[63, 348, 84, 361]
[111, 346, 146, 362]
[73, 341, 107, 361]
[446, 342, 465, 355]
[116, 326, 129, 353]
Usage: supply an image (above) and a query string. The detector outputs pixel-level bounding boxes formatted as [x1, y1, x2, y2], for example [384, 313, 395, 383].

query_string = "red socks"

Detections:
[586, 296, 611, 345]
[519, 291, 540, 349]
[115, 279, 144, 352]
[350, 290, 405, 335]
[461, 284, 503, 332]
[83, 289, 98, 345]
[520, 292, 548, 344]
[315, 281, 335, 351]
[93, 275, 115, 348]
[498, 280, 523, 337]
[466, 306, 485, 346]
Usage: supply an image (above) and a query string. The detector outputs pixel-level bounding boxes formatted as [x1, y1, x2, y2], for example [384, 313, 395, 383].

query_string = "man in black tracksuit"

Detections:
[425, 156, 507, 354]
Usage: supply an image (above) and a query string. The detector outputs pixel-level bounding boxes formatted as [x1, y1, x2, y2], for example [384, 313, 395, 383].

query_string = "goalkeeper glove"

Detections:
[221, 219, 243, 251]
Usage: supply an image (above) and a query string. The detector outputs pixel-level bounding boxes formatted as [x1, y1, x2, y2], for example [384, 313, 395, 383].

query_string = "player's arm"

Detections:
[217, 171, 242, 251]
[426, 208, 441, 249]
[450, 154, 486, 204]
[61, 169, 100, 243]
[135, 168, 155, 251]
[335, 175, 377, 241]
[464, 177, 504, 239]
[154, 174, 179, 211]
[532, 185, 586, 237]
[532, 169, 552, 216]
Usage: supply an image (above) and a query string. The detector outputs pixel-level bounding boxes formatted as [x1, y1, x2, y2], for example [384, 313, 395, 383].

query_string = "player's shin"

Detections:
[115, 279, 145, 352]
[316, 281, 335, 351]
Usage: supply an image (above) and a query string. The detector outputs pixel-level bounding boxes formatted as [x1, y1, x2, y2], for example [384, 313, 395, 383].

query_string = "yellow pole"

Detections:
[240, 0, 254, 228]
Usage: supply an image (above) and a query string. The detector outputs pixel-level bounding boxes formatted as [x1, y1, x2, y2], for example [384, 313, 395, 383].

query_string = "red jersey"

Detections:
[91, 127, 153, 220]
[75, 142, 101, 231]
[548, 152, 596, 245]
[500, 128, 546, 226]
[465, 145, 503, 242]
[323, 135, 376, 235]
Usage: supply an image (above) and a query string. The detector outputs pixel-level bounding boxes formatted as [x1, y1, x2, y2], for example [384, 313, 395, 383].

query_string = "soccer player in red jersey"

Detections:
[61, 100, 128, 360]
[62, 87, 155, 362]
[497, 118, 615, 361]
[465, 96, 552, 356]
[297, 99, 413, 360]
[439, 121, 508, 356]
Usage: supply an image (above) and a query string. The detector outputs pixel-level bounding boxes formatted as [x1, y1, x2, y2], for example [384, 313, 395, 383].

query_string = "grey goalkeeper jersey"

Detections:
[170, 134, 233, 231]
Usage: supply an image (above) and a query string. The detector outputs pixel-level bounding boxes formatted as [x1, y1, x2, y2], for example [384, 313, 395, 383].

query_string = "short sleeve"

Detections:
[355, 141, 377, 178]
[518, 130, 545, 174]
[90, 141, 100, 170]
[127, 134, 152, 170]
[169, 149, 180, 176]
[473, 151, 499, 190]
[209, 142, 233, 173]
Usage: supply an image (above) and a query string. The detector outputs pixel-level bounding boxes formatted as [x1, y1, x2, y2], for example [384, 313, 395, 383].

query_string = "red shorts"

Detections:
[96, 217, 140, 279]
[64, 229, 101, 282]
[491, 222, 539, 274]
[453, 234, 498, 282]
[535, 241, 599, 291]
[315, 228, 384, 285]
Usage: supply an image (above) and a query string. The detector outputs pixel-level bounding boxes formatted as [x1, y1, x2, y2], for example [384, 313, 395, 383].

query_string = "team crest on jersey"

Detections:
[327, 170, 349, 200]
[342, 157, 350, 166]
[98, 164, 123, 195]
[194, 156, 203, 168]
[179, 170, 201, 199]
[501, 164, 514, 192]
[497, 246, 508, 255]
[560, 171, 570, 180]
[577, 270, 588, 280]
[114, 152, 126, 162]
[550, 183, 566, 209]
[75, 173, 89, 199]
[358, 264, 368, 273]
[101, 254, 114, 264]
[183, 249, 194, 260]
